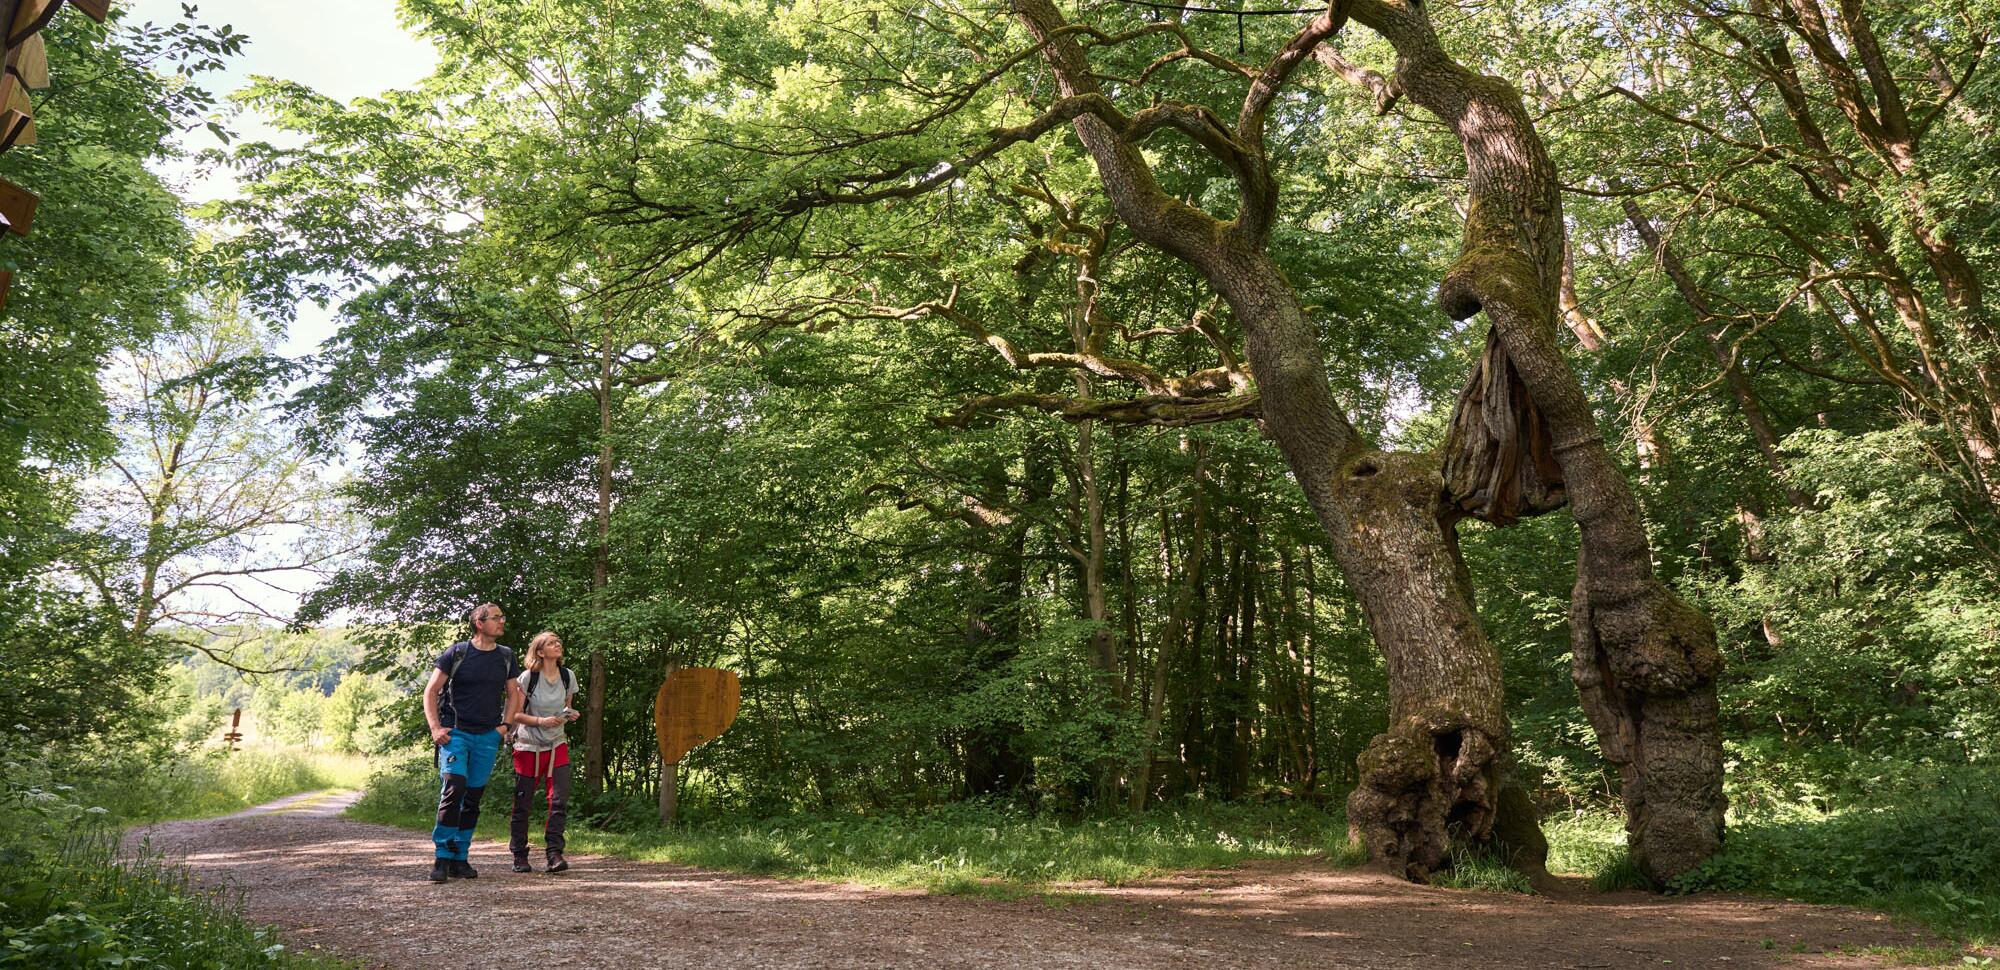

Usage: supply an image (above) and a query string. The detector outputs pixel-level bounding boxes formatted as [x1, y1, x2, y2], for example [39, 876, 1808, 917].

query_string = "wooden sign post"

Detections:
[652, 666, 739, 822]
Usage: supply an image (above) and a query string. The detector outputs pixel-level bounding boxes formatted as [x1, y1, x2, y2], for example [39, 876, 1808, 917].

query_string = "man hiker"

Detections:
[423, 602, 524, 883]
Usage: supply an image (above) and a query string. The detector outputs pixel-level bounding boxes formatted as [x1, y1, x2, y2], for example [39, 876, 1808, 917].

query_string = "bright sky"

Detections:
[126, 0, 440, 355]
[118, 1, 440, 627]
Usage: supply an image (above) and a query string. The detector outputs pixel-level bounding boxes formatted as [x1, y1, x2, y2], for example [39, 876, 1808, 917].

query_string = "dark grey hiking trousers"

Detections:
[510, 757, 571, 857]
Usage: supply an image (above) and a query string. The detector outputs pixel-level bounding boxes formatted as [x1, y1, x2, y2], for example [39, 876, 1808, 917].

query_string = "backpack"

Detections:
[524, 664, 574, 703]
[438, 639, 515, 728]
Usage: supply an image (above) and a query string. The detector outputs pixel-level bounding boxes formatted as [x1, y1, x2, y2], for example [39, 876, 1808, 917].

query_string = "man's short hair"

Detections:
[470, 602, 502, 629]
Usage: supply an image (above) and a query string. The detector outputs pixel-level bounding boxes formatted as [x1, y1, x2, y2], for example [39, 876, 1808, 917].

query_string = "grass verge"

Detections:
[1668, 766, 2000, 946]
[83, 748, 375, 825]
[350, 756, 2000, 955]
[351, 757, 1356, 895]
[1541, 768, 2000, 953]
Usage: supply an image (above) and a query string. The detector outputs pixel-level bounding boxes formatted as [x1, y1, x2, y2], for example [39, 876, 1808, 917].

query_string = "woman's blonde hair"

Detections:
[526, 631, 563, 667]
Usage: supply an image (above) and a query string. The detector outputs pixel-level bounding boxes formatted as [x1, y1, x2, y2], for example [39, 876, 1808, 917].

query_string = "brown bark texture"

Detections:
[1007, 0, 1523, 878]
[1337, 0, 1727, 881]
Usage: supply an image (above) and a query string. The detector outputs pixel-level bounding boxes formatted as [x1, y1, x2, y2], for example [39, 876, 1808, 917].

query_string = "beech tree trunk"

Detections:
[1131, 493, 1198, 809]
[658, 660, 682, 822]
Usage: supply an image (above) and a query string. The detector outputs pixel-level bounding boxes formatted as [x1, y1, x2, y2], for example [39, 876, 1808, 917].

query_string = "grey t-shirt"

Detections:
[513, 667, 575, 752]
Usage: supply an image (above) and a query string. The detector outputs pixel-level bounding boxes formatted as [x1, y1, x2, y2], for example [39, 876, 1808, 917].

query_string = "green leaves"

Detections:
[202, 0, 1998, 840]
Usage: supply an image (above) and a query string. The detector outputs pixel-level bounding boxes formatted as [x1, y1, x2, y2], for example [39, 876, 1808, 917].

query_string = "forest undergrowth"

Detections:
[350, 756, 1365, 898]
[87, 748, 370, 824]
[0, 738, 368, 969]
[353, 755, 2000, 942]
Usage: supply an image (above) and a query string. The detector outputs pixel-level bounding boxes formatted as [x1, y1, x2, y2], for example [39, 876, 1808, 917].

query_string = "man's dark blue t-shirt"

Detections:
[436, 642, 519, 732]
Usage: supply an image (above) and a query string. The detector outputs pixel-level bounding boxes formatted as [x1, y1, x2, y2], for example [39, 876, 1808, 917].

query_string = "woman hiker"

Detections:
[506, 631, 580, 873]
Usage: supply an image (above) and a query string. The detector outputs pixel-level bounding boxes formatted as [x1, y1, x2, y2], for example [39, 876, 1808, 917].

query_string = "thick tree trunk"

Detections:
[1331, 450, 1509, 879]
[1011, 0, 1528, 877]
[1203, 257, 1524, 878]
[1343, 0, 1726, 883]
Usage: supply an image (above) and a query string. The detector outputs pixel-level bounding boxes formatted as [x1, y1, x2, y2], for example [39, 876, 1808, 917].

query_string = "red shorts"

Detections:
[512, 742, 570, 777]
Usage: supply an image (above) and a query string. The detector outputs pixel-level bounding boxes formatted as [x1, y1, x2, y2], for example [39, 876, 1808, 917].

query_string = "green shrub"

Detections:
[1, 830, 349, 969]
[1670, 766, 2000, 940]
[350, 755, 451, 821]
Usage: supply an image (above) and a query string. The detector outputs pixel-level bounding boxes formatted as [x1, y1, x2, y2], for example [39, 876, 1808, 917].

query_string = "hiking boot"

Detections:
[429, 859, 450, 883]
[449, 859, 479, 879]
[545, 851, 568, 874]
[512, 854, 533, 873]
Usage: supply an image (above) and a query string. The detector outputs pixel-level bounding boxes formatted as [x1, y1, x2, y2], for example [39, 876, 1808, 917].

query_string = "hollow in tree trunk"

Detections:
[1333, 0, 1725, 881]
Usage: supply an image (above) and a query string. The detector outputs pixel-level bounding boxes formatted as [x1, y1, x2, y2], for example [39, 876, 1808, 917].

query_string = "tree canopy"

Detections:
[9, 0, 1995, 898]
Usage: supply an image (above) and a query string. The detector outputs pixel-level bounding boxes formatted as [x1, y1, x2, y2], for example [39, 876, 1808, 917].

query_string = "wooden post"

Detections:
[0, 0, 107, 311]
[656, 660, 680, 823]
[657, 755, 678, 824]
[0, 176, 37, 235]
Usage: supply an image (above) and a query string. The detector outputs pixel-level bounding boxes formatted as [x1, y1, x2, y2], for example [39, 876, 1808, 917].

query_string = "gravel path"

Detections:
[126, 792, 1936, 969]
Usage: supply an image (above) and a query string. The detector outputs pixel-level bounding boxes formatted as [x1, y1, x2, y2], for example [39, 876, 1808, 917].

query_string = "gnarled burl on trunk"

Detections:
[1334, 0, 1726, 883]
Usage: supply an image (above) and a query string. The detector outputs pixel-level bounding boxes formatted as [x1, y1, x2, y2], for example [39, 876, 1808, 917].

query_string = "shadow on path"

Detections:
[127, 791, 1929, 970]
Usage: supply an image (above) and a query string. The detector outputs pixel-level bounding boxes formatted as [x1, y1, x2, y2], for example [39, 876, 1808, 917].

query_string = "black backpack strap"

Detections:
[434, 640, 469, 771]
[440, 641, 471, 722]
[524, 658, 572, 714]
[524, 657, 570, 703]
[496, 646, 515, 740]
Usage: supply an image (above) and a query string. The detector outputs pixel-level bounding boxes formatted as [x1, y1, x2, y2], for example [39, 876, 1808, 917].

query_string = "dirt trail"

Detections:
[127, 792, 1935, 969]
